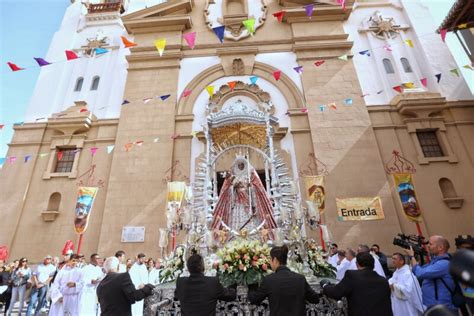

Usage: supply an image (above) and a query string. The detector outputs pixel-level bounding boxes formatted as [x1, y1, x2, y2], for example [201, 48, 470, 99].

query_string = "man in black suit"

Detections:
[321, 252, 392, 316]
[175, 253, 236, 316]
[97, 256, 154, 316]
[248, 245, 320, 315]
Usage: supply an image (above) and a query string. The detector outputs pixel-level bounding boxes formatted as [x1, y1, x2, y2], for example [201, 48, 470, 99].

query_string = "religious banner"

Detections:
[74, 187, 99, 234]
[393, 173, 422, 222]
[336, 197, 384, 221]
[304, 175, 325, 214]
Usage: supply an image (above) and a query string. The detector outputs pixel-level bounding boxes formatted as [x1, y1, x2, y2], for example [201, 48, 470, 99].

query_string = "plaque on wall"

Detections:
[121, 226, 145, 243]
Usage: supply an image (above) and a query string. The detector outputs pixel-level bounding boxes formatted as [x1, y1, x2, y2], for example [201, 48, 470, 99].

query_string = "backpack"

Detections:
[433, 256, 465, 308]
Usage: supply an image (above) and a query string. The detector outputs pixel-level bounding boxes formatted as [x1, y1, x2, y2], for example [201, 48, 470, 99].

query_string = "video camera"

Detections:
[393, 233, 427, 256]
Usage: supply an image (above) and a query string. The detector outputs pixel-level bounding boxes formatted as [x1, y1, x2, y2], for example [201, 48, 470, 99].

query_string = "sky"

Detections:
[0, 0, 469, 159]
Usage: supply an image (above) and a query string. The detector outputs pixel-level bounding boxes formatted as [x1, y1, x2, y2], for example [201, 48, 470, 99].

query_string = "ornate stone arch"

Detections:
[176, 62, 305, 115]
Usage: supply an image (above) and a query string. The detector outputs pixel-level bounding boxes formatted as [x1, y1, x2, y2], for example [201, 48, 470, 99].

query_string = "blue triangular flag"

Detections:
[250, 76, 258, 85]
[358, 50, 370, 57]
[95, 47, 109, 55]
[435, 73, 442, 83]
[343, 98, 353, 105]
[160, 94, 171, 101]
[107, 145, 115, 154]
[293, 66, 303, 74]
[14, 121, 24, 126]
[212, 26, 225, 43]
[33, 57, 51, 66]
[122, 99, 130, 105]
[0, 157, 5, 168]
[319, 105, 326, 112]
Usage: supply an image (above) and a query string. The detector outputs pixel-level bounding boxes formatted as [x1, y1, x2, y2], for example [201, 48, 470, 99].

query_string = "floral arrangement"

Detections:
[215, 239, 271, 287]
[306, 240, 336, 278]
[159, 245, 185, 283]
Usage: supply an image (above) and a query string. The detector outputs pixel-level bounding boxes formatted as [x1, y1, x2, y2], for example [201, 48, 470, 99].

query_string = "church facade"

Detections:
[1, 0, 473, 262]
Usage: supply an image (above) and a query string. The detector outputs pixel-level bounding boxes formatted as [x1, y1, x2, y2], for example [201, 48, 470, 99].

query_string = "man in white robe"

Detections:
[79, 254, 104, 316]
[115, 250, 127, 273]
[49, 254, 84, 316]
[327, 243, 339, 268]
[389, 253, 424, 316]
[337, 249, 355, 280]
[129, 253, 149, 316]
[348, 244, 386, 277]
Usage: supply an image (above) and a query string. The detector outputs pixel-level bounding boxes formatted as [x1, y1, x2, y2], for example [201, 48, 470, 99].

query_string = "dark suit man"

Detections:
[248, 245, 319, 316]
[175, 253, 236, 316]
[322, 252, 392, 316]
[97, 256, 154, 316]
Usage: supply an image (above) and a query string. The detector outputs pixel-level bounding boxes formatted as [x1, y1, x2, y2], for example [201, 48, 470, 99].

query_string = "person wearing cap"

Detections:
[26, 255, 56, 316]
[128, 253, 149, 316]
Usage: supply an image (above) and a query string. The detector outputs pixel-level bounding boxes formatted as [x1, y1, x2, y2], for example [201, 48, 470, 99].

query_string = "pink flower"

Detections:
[252, 261, 258, 267]
[239, 263, 245, 270]
[235, 254, 241, 259]
[243, 254, 249, 260]
[253, 255, 258, 261]
[213, 262, 219, 269]
[262, 263, 268, 271]
[223, 263, 229, 270]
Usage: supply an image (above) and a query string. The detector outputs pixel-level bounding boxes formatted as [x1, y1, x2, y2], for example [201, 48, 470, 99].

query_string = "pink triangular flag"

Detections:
[90, 147, 98, 156]
[420, 78, 427, 87]
[273, 70, 281, 81]
[440, 29, 448, 42]
[57, 151, 63, 161]
[182, 90, 192, 98]
[183, 32, 196, 49]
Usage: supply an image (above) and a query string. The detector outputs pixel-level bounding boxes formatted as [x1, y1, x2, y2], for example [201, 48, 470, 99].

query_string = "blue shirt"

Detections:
[412, 254, 455, 310]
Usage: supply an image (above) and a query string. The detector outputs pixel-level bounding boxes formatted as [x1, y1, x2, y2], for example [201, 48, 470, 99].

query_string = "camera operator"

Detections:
[405, 235, 456, 312]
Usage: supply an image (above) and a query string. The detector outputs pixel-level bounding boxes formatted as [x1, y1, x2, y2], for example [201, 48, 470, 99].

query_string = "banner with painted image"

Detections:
[336, 197, 384, 221]
[393, 173, 422, 222]
[304, 175, 325, 214]
[74, 187, 98, 234]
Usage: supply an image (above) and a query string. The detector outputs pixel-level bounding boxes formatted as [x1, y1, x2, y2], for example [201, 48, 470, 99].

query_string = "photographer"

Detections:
[406, 235, 456, 312]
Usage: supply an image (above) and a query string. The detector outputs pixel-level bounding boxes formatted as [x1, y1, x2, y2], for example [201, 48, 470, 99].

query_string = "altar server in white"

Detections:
[129, 253, 149, 316]
[79, 253, 104, 315]
[348, 244, 386, 277]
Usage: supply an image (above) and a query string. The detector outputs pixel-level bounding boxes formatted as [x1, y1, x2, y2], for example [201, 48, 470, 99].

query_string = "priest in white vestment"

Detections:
[348, 245, 386, 277]
[327, 244, 339, 268]
[49, 254, 84, 316]
[79, 254, 104, 315]
[337, 249, 355, 280]
[388, 253, 424, 316]
[129, 253, 149, 316]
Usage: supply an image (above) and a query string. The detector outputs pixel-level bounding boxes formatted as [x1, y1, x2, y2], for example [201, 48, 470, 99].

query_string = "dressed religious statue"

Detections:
[211, 156, 277, 238]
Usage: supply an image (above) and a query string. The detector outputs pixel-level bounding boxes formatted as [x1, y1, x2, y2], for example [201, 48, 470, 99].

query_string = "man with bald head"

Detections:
[406, 235, 456, 311]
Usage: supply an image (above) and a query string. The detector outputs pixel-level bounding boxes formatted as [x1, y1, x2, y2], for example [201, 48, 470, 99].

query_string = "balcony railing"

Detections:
[87, 2, 121, 14]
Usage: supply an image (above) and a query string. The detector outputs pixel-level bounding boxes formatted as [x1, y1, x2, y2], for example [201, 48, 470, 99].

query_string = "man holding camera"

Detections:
[406, 235, 456, 311]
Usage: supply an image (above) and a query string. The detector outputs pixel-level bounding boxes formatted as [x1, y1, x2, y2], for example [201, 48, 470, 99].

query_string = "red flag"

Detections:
[301, 108, 308, 113]
[393, 85, 403, 93]
[0, 246, 8, 261]
[420, 78, 427, 87]
[7, 62, 23, 71]
[171, 134, 180, 140]
[228, 81, 237, 90]
[65, 50, 78, 60]
[440, 29, 448, 42]
[314, 60, 325, 67]
[272, 11, 285, 22]
[0, 125, 4, 129]
[61, 240, 74, 256]
[57, 151, 64, 161]
[273, 70, 281, 81]
[121, 36, 137, 48]
[182, 90, 192, 98]
[79, 108, 88, 113]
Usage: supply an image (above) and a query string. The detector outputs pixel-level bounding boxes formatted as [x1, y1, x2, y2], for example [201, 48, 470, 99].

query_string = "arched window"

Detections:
[74, 77, 84, 92]
[90, 76, 100, 91]
[47, 192, 61, 212]
[439, 178, 457, 199]
[383, 58, 395, 74]
[401, 58, 413, 73]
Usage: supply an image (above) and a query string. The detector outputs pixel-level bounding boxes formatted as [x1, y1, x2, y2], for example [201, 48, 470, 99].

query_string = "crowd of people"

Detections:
[0, 234, 472, 316]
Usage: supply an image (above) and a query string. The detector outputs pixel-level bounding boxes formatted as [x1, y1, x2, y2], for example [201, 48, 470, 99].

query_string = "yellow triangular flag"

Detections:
[404, 39, 414, 48]
[403, 82, 415, 89]
[206, 86, 214, 96]
[242, 18, 255, 35]
[338, 54, 348, 61]
[457, 23, 467, 29]
[450, 68, 460, 77]
[463, 64, 473, 70]
[154, 39, 166, 56]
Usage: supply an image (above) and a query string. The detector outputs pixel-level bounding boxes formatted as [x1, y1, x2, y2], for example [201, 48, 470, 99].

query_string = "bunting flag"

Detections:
[171, 134, 180, 140]
[8, 157, 17, 164]
[95, 47, 109, 55]
[154, 39, 166, 56]
[272, 11, 285, 22]
[90, 147, 98, 156]
[393, 85, 403, 93]
[190, 131, 198, 137]
[435, 73, 442, 83]
[73, 148, 81, 155]
[206, 86, 214, 96]
[463, 64, 473, 70]
[34, 57, 51, 67]
[242, 18, 255, 35]
[304, 4, 314, 18]
[124, 143, 133, 152]
[121, 36, 137, 48]
[404, 39, 414, 48]
[57, 151, 64, 161]
[376, 90, 384, 94]
[301, 108, 308, 113]
[440, 29, 448, 42]
[273, 70, 281, 80]
[122, 99, 130, 105]
[106, 145, 115, 154]
[24, 155, 31, 163]
[79, 108, 88, 113]
[183, 32, 196, 49]
[153, 137, 160, 143]
[182, 90, 192, 98]
[338, 55, 348, 61]
[343, 98, 353, 105]
[14, 121, 24, 126]
[359, 50, 370, 57]
[314, 60, 325, 67]
[212, 26, 225, 43]
[337, 0, 346, 10]
[403, 82, 415, 89]
[420, 78, 427, 87]
[319, 105, 326, 112]
[0, 158, 5, 168]
[39, 153, 49, 158]
[160, 94, 171, 100]
[383, 44, 392, 52]
[457, 23, 467, 29]
[135, 140, 144, 146]
[450, 68, 460, 77]
[293, 66, 303, 74]
[7, 62, 23, 71]
[228, 81, 237, 90]
[329, 103, 337, 110]
[0, 125, 4, 129]
[65, 50, 78, 60]
[143, 97, 152, 104]
[361, 93, 370, 97]
[284, 111, 290, 116]
[250, 76, 258, 85]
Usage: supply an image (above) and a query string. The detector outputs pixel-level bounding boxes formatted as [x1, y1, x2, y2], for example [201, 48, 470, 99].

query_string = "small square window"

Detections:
[55, 148, 76, 173]
[416, 131, 444, 157]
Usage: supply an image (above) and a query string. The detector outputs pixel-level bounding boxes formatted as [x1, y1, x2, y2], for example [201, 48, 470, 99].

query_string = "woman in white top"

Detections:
[147, 258, 161, 285]
[7, 257, 31, 315]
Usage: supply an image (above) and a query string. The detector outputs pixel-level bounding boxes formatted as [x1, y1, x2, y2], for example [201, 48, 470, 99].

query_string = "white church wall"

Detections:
[255, 52, 303, 93]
